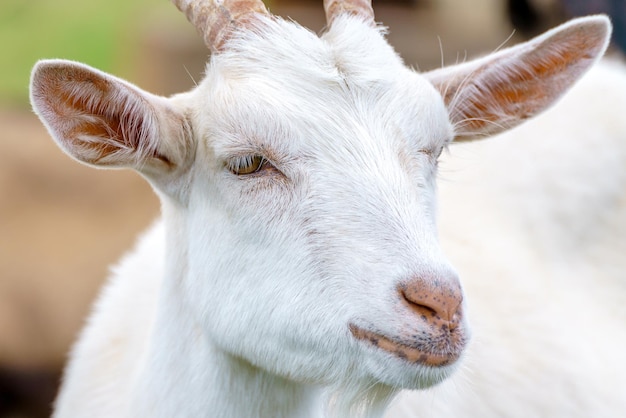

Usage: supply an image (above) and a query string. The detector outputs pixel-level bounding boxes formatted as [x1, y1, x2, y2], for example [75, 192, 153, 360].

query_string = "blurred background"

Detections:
[0, 0, 623, 416]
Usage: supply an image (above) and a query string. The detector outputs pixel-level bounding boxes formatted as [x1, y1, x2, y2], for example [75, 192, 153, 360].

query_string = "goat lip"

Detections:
[349, 324, 463, 367]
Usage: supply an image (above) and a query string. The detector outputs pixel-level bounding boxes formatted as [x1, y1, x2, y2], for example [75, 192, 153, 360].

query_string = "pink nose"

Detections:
[399, 274, 463, 328]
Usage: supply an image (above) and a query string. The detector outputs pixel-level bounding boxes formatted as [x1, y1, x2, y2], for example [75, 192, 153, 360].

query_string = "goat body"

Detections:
[29, 0, 623, 416]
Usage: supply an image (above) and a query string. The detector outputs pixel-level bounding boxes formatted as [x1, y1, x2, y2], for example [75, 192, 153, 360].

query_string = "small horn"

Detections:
[323, 0, 375, 27]
[171, 0, 270, 51]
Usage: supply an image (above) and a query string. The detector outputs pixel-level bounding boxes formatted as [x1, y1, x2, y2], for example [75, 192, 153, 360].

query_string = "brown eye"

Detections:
[229, 155, 266, 175]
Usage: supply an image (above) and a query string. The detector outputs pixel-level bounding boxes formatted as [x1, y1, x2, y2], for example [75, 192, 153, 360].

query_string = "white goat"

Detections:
[29, 0, 620, 416]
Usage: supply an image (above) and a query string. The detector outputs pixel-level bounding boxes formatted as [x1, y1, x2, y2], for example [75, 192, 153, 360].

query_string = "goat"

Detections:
[29, 0, 617, 416]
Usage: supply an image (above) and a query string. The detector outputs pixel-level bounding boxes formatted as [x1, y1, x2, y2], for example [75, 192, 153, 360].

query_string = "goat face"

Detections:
[30, 0, 610, 397]
[181, 17, 465, 390]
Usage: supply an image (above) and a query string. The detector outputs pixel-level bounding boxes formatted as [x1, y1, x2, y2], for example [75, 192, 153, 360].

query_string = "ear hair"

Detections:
[30, 59, 191, 175]
[425, 15, 611, 141]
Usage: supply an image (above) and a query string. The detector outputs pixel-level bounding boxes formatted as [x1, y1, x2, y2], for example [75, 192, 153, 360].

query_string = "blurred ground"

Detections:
[0, 0, 589, 416]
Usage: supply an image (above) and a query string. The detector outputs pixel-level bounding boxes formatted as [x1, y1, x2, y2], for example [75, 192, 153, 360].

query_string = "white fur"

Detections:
[28, 9, 622, 418]
[387, 57, 626, 417]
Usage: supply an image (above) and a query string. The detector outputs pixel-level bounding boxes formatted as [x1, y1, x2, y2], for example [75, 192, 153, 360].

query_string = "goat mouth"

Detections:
[349, 324, 463, 367]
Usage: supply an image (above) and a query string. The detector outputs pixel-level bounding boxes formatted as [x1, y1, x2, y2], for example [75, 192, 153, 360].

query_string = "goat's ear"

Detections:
[425, 15, 611, 141]
[30, 59, 191, 177]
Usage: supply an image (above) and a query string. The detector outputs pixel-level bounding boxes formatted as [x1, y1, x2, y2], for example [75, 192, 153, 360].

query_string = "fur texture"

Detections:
[388, 57, 626, 417]
[28, 8, 620, 418]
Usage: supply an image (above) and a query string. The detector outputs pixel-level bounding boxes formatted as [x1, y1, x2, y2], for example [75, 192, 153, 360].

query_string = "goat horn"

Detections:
[323, 0, 375, 27]
[171, 0, 270, 51]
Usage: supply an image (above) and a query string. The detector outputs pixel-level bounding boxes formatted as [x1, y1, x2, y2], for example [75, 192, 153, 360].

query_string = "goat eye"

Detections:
[229, 155, 267, 175]
[422, 147, 444, 161]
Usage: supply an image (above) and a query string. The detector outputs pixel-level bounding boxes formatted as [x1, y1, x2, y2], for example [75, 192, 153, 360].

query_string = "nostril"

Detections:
[398, 278, 463, 326]
[400, 288, 438, 318]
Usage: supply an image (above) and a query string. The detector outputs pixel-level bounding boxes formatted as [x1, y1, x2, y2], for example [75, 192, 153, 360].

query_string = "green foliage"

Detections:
[0, 0, 153, 106]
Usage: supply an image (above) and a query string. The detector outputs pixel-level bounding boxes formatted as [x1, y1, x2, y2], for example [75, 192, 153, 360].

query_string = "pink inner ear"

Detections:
[454, 47, 595, 136]
[63, 82, 138, 161]
[33, 63, 160, 166]
[468, 38, 597, 133]
[429, 16, 610, 140]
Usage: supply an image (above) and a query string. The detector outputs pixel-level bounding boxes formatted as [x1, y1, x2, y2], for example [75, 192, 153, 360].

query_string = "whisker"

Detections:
[438, 35, 445, 69]
[493, 29, 517, 54]
[183, 65, 198, 87]
[454, 116, 509, 136]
